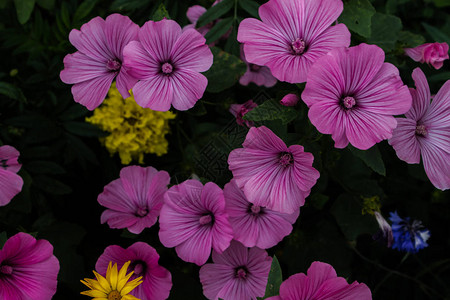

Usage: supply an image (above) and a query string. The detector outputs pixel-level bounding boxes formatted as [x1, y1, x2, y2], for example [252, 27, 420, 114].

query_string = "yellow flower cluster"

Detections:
[86, 83, 175, 165]
[361, 196, 381, 215]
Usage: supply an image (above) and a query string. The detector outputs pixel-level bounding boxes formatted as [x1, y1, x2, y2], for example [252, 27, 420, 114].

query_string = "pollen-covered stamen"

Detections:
[161, 62, 173, 75]
[235, 267, 248, 279]
[106, 59, 121, 72]
[136, 207, 148, 217]
[415, 124, 427, 136]
[291, 38, 306, 55]
[279, 152, 294, 167]
[108, 290, 122, 300]
[342, 96, 356, 109]
[0, 265, 13, 275]
[199, 214, 214, 225]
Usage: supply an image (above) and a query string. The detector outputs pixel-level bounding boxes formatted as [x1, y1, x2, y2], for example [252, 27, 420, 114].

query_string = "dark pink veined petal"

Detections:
[404, 45, 425, 62]
[388, 118, 421, 164]
[210, 213, 234, 253]
[0, 169, 23, 206]
[317, 279, 372, 300]
[267, 52, 312, 83]
[139, 19, 182, 63]
[69, 17, 113, 61]
[420, 135, 450, 190]
[217, 276, 255, 300]
[170, 69, 208, 111]
[158, 206, 199, 248]
[259, 67, 278, 87]
[345, 109, 397, 150]
[301, 0, 345, 41]
[278, 273, 310, 299]
[123, 41, 160, 81]
[425, 80, 450, 125]
[0, 145, 21, 173]
[115, 66, 137, 99]
[100, 210, 138, 229]
[290, 145, 320, 191]
[305, 262, 338, 296]
[175, 225, 213, 266]
[98, 178, 136, 213]
[187, 5, 206, 24]
[95, 245, 130, 275]
[170, 28, 213, 72]
[243, 126, 287, 152]
[255, 210, 298, 249]
[356, 63, 412, 115]
[230, 213, 261, 247]
[126, 212, 159, 234]
[212, 240, 249, 266]
[406, 68, 431, 121]
[132, 75, 173, 111]
[200, 264, 235, 299]
[71, 73, 116, 110]
[60, 52, 109, 85]
[104, 14, 139, 60]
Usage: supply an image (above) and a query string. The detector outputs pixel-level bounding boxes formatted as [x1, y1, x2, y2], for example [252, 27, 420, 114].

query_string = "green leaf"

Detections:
[197, 0, 234, 28]
[433, 0, 450, 7]
[422, 23, 450, 45]
[203, 47, 246, 93]
[339, 0, 375, 38]
[264, 256, 282, 298]
[205, 17, 234, 44]
[14, 0, 35, 24]
[368, 13, 402, 52]
[59, 105, 89, 121]
[60, 1, 71, 29]
[33, 175, 72, 195]
[63, 121, 108, 137]
[330, 194, 378, 241]
[36, 0, 54, 10]
[0, 82, 26, 102]
[26, 161, 66, 175]
[224, 20, 240, 56]
[239, 0, 260, 18]
[73, 0, 98, 22]
[348, 145, 386, 176]
[428, 72, 450, 82]
[398, 31, 426, 48]
[152, 3, 170, 21]
[0, 232, 7, 248]
[244, 99, 299, 125]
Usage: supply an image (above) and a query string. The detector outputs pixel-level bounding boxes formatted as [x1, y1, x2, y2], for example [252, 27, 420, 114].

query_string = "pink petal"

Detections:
[425, 80, 450, 124]
[420, 135, 450, 190]
[187, 5, 207, 24]
[300, 0, 345, 40]
[0, 169, 23, 206]
[123, 41, 160, 80]
[200, 264, 235, 299]
[98, 178, 136, 213]
[405, 68, 431, 120]
[60, 52, 109, 84]
[0, 145, 21, 173]
[257, 0, 302, 40]
[132, 75, 173, 111]
[389, 118, 421, 164]
[115, 66, 137, 99]
[405, 45, 425, 62]
[100, 210, 138, 229]
[170, 69, 208, 111]
[306, 261, 338, 292]
[104, 14, 139, 60]
[71, 73, 116, 110]
[175, 226, 213, 265]
[243, 126, 287, 152]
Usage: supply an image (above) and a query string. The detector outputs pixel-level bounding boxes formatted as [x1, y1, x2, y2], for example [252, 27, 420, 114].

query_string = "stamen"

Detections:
[291, 38, 306, 55]
[250, 205, 261, 215]
[108, 290, 122, 300]
[161, 62, 173, 75]
[0, 265, 13, 275]
[342, 96, 356, 109]
[199, 214, 213, 225]
[279, 152, 294, 167]
[136, 207, 148, 217]
[106, 59, 121, 72]
[235, 267, 248, 279]
[415, 124, 427, 136]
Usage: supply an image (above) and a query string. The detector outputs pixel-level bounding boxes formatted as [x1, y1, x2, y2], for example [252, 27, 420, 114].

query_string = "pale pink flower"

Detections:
[224, 180, 299, 249]
[237, 0, 350, 83]
[0, 145, 23, 207]
[229, 100, 258, 127]
[266, 261, 372, 300]
[199, 240, 272, 300]
[228, 126, 320, 214]
[158, 180, 233, 266]
[98, 166, 170, 234]
[123, 19, 213, 111]
[96, 242, 172, 300]
[405, 42, 449, 70]
[389, 68, 450, 190]
[302, 43, 412, 150]
[60, 14, 139, 110]
[280, 94, 299, 107]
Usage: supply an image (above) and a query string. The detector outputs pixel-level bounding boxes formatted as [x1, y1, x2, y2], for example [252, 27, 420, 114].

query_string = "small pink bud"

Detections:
[280, 93, 299, 107]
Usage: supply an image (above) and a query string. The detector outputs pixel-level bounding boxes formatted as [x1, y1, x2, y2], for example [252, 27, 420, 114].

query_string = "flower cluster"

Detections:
[86, 84, 175, 164]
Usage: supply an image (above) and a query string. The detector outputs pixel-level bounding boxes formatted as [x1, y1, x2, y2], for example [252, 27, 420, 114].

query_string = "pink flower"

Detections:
[224, 180, 299, 249]
[185, 5, 211, 36]
[228, 126, 320, 214]
[0, 145, 23, 207]
[158, 180, 233, 266]
[405, 42, 449, 70]
[266, 261, 372, 300]
[199, 240, 272, 300]
[60, 14, 139, 110]
[96, 242, 172, 300]
[389, 68, 450, 190]
[237, 0, 350, 83]
[302, 43, 412, 150]
[0, 232, 60, 300]
[240, 46, 277, 87]
[123, 19, 213, 111]
[98, 165, 170, 234]
[280, 93, 299, 107]
[229, 100, 258, 127]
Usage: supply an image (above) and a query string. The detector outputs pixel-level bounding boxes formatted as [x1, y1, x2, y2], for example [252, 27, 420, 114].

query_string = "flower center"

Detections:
[279, 152, 294, 167]
[199, 213, 214, 225]
[161, 62, 173, 75]
[134, 263, 144, 276]
[136, 207, 148, 217]
[250, 204, 261, 215]
[291, 38, 306, 55]
[235, 267, 248, 279]
[250, 64, 261, 72]
[415, 124, 427, 136]
[0, 265, 13, 275]
[342, 96, 356, 109]
[108, 290, 122, 300]
[106, 59, 121, 72]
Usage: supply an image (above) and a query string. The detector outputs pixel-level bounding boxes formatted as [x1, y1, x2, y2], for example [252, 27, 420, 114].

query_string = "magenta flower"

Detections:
[240, 47, 277, 87]
[0, 232, 60, 300]
[199, 240, 272, 300]
[237, 0, 350, 83]
[60, 14, 139, 110]
[405, 42, 449, 70]
[389, 68, 450, 190]
[123, 19, 213, 111]
[280, 93, 299, 107]
[185, 5, 211, 36]
[266, 261, 372, 300]
[158, 180, 233, 266]
[96, 242, 172, 300]
[228, 126, 320, 214]
[302, 43, 412, 150]
[224, 180, 299, 249]
[229, 100, 258, 127]
[0, 145, 23, 207]
[98, 165, 170, 234]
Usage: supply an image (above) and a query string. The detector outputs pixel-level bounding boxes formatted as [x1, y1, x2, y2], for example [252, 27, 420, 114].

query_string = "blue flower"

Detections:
[389, 211, 430, 253]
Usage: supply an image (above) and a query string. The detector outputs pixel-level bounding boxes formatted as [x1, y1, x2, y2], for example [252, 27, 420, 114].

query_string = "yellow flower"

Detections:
[81, 261, 143, 300]
[361, 196, 381, 215]
[86, 83, 176, 164]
